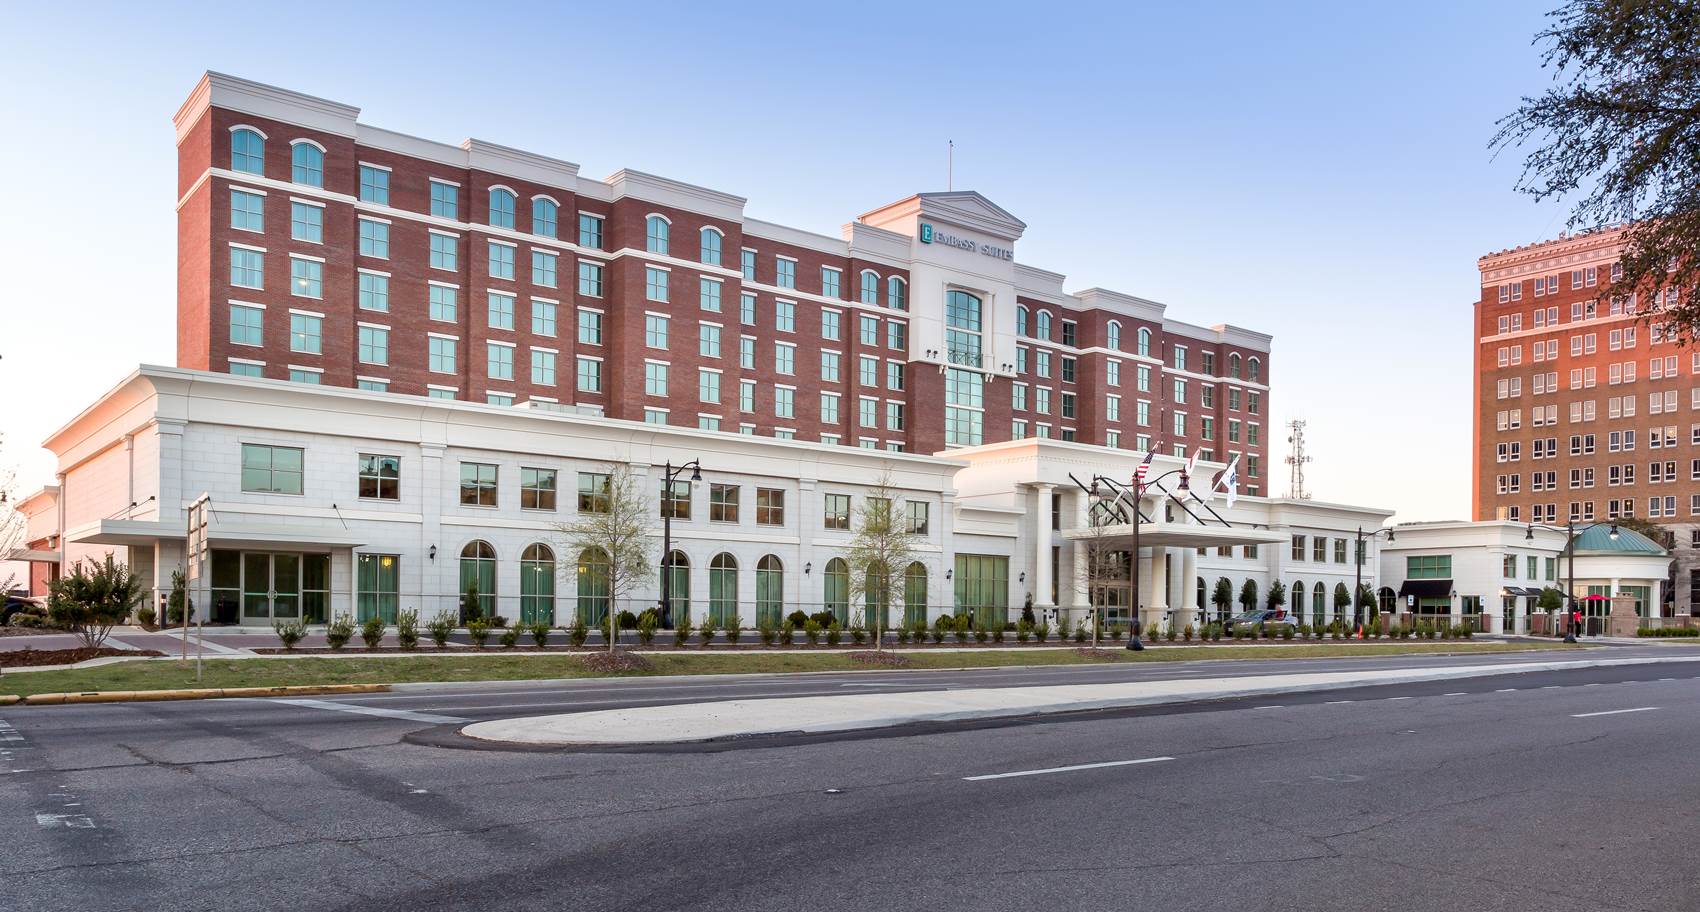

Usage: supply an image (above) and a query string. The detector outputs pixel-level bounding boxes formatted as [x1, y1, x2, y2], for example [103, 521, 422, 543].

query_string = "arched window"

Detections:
[1290, 581, 1305, 623]
[756, 555, 784, 627]
[1196, 576, 1206, 613]
[1137, 327, 1152, 357]
[887, 276, 907, 310]
[661, 549, 689, 626]
[532, 196, 558, 238]
[290, 141, 324, 188]
[459, 540, 496, 621]
[1036, 310, 1052, 341]
[904, 561, 928, 627]
[700, 227, 722, 266]
[709, 553, 738, 625]
[488, 187, 516, 230]
[860, 270, 880, 306]
[645, 215, 670, 255]
[1312, 584, 1325, 620]
[520, 543, 556, 625]
[824, 557, 849, 626]
[231, 127, 265, 175]
[576, 547, 610, 625]
[1229, 353, 1242, 378]
[864, 566, 890, 630]
[1016, 305, 1029, 337]
[1107, 320, 1122, 351]
[1248, 357, 1262, 382]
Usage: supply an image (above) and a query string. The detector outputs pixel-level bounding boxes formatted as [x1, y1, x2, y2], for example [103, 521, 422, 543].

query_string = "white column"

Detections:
[937, 488, 956, 626]
[1144, 546, 1169, 633]
[797, 477, 817, 625]
[1181, 546, 1199, 627]
[418, 442, 446, 619]
[1032, 483, 1055, 608]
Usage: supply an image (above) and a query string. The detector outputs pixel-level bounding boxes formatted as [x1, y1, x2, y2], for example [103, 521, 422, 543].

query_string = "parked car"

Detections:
[1225, 609, 1298, 633]
[2, 592, 44, 626]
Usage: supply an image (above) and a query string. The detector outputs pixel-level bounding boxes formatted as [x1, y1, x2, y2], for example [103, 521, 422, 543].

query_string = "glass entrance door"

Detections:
[241, 552, 309, 623]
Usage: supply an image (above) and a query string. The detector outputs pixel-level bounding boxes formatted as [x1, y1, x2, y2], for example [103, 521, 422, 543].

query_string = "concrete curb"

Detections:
[10, 683, 391, 706]
[460, 654, 1700, 746]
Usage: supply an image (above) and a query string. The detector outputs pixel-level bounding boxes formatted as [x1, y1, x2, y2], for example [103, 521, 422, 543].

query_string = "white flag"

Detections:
[1218, 455, 1241, 509]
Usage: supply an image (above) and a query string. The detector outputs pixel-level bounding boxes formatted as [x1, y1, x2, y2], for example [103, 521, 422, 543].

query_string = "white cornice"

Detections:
[602, 169, 746, 222]
[745, 218, 848, 256]
[461, 139, 580, 187]
[176, 71, 359, 145]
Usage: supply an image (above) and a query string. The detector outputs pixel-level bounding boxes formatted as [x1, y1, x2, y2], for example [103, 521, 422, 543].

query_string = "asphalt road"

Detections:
[4, 647, 1699, 911]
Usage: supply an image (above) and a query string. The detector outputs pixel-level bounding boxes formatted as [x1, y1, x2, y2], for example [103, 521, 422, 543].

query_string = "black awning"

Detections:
[1506, 586, 1543, 598]
[1399, 578, 1453, 599]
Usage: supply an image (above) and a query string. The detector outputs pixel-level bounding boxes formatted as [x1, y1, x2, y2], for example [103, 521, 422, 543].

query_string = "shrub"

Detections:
[568, 615, 589, 647]
[952, 615, 970, 643]
[1015, 620, 1031, 643]
[725, 614, 744, 645]
[804, 618, 822, 645]
[460, 581, 483, 626]
[1111, 623, 1127, 642]
[1034, 621, 1051, 643]
[47, 554, 145, 649]
[136, 606, 157, 627]
[1298, 623, 1311, 639]
[395, 609, 420, 650]
[1280, 625, 1294, 641]
[618, 609, 639, 630]
[810, 610, 837, 630]
[673, 615, 694, 647]
[850, 613, 868, 646]
[273, 618, 307, 650]
[1183, 624, 1194, 642]
[896, 626, 911, 644]
[637, 608, 659, 630]
[1056, 618, 1073, 642]
[787, 610, 810, 628]
[467, 619, 490, 648]
[360, 616, 387, 650]
[325, 616, 354, 650]
[166, 567, 193, 627]
[912, 618, 930, 644]
[427, 611, 455, 648]
[758, 619, 778, 646]
[975, 625, 990, 643]
[699, 615, 717, 647]
[779, 620, 797, 645]
[529, 621, 551, 648]
[499, 625, 520, 648]
[636, 612, 657, 645]
[826, 621, 842, 647]
[993, 626, 1005, 643]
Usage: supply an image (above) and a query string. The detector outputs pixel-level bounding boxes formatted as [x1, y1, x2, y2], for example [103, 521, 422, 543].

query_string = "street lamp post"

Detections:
[1092, 466, 1189, 652]
[659, 459, 703, 629]
[1526, 520, 1617, 643]
[1354, 526, 1395, 631]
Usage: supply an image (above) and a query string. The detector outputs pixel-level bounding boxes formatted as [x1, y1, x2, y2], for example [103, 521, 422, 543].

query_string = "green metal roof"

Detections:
[1572, 523, 1667, 555]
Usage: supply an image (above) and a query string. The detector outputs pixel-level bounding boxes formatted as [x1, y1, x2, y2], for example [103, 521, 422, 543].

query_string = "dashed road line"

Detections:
[1571, 707, 1659, 719]
[964, 756, 1173, 782]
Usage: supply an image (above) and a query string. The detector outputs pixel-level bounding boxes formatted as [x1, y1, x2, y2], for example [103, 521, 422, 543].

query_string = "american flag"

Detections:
[1132, 449, 1156, 485]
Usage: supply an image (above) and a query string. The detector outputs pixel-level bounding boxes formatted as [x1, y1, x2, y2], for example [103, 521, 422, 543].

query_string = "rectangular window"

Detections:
[577, 472, 611, 513]
[577, 356, 602, 392]
[756, 488, 785, 525]
[357, 453, 399, 500]
[229, 303, 264, 346]
[357, 271, 389, 312]
[291, 200, 323, 243]
[646, 266, 669, 302]
[821, 392, 841, 423]
[740, 292, 756, 326]
[487, 342, 514, 380]
[700, 322, 722, 358]
[775, 257, 796, 289]
[430, 180, 458, 219]
[488, 241, 515, 280]
[429, 336, 457, 373]
[698, 368, 720, 403]
[532, 250, 556, 287]
[520, 467, 557, 511]
[459, 462, 497, 507]
[358, 218, 389, 258]
[578, 309, 603, 345]
[645, 361, 669, 396]
[230, 247, 264, 289]
[487, 291, 515, 330]
[775, 300, 795, 332]
[822, 309, 842, 341]
[821, 267, 841, 298]
[429, 233, 457, 270]
[577, 260, 603, 297]
[645, 314, 669, 349]
[860, 314, 880, 346]
[775, 386, 795, 418]
[357, 325, 388, 365]
[532, 299, 557, 337]
[824, 493, 851, 530]
[230, 189, 264, 232]
[429, 284, 457, 322]
[740, 337, 755, 369]
[240, 444, 304, 495]
[821, 351, 841, 382]
[289, 312, 322, 353]
[709, 483, 740, 522]
[700, 277, 721, 312]
[578, 213, 604, 249]
[287, 257, 322, 299]
[358, 165, 389, 205]
[906, 501, 929, 534]
[531, 348, 555, 385]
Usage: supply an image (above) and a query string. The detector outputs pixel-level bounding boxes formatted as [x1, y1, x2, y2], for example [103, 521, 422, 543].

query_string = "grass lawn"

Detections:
[0, 641, 1579, 698]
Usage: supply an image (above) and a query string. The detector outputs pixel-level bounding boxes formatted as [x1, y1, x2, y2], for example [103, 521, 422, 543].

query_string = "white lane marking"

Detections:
[1496, 688, 1517, 693]
[1325, 700, 1354, 705]
[1443, 692, 1468, 696]
[1571, 707, 1659, 719]
[1385, 696, 1411, 701]
[1659, 678, 1675, 682]
[36, 813, 95, 829]
[1254, 705, 1284, 710]
[839, 683, 911, 688]
[1584, 683, 1601, 687]
[270, 698, 467, 724]
[964, 756, 1173, 782]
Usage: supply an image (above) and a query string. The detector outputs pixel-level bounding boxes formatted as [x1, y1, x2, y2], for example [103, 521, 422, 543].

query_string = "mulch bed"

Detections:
[1072, 647, 1123, 661]
[580, 651, 653, 674]
[848, 650, 912, 668]
[0, 646, 167, 668]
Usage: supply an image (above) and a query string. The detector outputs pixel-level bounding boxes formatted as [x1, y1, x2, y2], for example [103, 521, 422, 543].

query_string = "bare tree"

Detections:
[0, 434, 29, 593]
[556, 464, 654, 653]
[845, 472, 921, 651]
[1079, 497, 1128, 648]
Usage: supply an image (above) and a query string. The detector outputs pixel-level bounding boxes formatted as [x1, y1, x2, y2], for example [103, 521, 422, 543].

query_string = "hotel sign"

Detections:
[919, 223, 1013, 261]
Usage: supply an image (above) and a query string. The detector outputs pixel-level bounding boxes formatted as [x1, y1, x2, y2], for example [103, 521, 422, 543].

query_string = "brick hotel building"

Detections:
[173, 73, 1271, 477]
[1474, 226, 1692, 611]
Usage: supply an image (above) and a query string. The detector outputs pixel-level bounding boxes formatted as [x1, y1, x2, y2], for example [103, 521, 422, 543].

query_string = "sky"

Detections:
[0, 0, 1581, 524]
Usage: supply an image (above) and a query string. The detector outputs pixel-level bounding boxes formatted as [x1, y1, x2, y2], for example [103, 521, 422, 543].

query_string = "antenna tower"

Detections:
[1285, 419, 1313, 500]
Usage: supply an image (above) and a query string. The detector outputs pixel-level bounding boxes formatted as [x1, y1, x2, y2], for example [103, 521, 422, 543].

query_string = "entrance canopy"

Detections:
[67, 518, 366, 551]
[1060, 522, 1285, 550]
[1398, 579, 1452, 599]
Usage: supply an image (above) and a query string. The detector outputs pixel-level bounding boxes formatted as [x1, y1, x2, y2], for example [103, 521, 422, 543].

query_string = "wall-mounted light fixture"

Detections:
[428, 544, 437, 561]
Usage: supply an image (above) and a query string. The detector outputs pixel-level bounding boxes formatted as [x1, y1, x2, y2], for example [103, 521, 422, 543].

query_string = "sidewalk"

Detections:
[460, 653, 1700, 746]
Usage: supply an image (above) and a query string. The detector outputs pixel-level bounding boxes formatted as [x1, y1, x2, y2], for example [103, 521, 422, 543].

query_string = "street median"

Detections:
[9, 683, 391, 705]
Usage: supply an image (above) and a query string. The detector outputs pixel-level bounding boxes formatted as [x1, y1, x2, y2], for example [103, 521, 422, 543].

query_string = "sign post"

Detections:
[183, 495, 210, 664]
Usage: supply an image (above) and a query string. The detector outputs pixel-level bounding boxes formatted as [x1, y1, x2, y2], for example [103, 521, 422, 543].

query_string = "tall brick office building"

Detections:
[1475, 226, 1692, 610]
[173, 73, 1271, 482]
